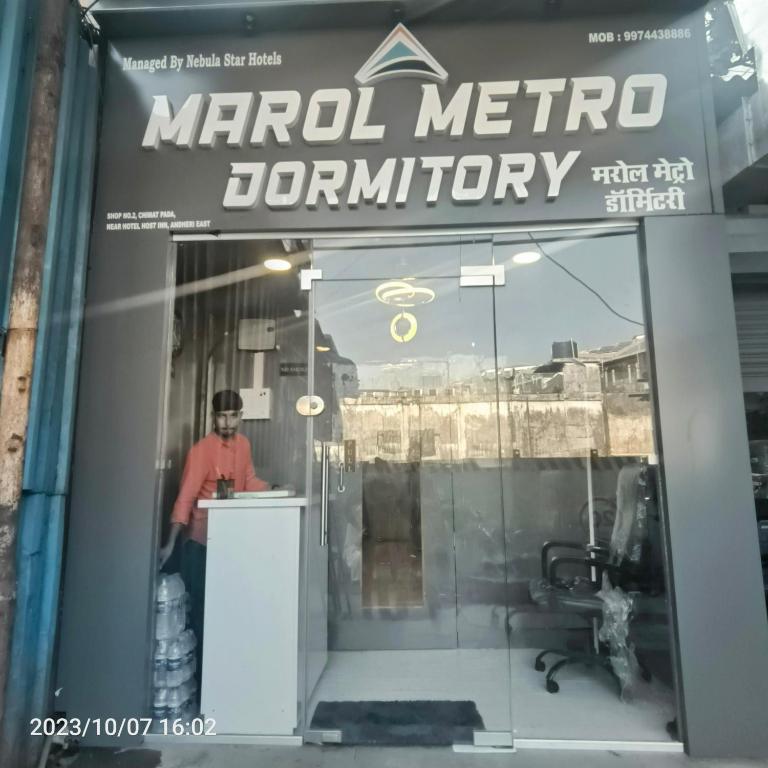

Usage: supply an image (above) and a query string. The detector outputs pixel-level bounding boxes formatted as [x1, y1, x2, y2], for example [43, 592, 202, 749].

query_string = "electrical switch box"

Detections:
[238, 319, 276, 351]
[240, 387, 272, 420]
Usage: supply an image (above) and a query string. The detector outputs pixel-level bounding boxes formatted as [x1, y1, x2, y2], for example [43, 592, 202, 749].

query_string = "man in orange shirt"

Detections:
[159, 389, 270, 657]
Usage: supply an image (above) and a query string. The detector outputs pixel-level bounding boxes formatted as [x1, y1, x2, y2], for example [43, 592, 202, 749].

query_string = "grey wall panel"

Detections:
[643, 215, 768, 757]
[56, 228, 170, 744]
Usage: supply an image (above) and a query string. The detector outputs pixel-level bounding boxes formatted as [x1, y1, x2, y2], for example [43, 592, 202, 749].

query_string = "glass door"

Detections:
[491, 228, 678, 743]
[298, 226, 679, 746]
[301, 235, 514, 746]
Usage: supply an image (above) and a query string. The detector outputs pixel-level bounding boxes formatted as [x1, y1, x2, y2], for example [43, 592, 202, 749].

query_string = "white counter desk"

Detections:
[197, 495, 307, 737]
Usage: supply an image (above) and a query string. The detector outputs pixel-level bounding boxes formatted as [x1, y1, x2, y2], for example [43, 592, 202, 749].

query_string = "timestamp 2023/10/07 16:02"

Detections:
[30, 717, 218, 738]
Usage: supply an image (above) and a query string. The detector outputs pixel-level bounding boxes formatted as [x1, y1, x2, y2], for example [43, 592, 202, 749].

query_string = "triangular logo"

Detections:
[355, 23, 448, 86]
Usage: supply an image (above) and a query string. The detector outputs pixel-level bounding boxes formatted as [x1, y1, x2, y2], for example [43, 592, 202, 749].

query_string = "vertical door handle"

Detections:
[320, 443, 330, 547]
[338, 461, 346, 493]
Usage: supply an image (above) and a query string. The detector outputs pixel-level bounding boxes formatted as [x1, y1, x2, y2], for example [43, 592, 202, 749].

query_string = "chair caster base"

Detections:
[534, 659, 546, 672]
[546, 679, 560, 693]
[666, 719, 678, 740]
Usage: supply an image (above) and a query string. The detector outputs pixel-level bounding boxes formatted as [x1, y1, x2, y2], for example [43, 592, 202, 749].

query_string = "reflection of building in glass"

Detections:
[337, 336, 652, 461]
[581, 335, 649, 395]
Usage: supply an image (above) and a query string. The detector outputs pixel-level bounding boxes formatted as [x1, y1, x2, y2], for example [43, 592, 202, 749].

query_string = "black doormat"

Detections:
[309, 700, 484, 745]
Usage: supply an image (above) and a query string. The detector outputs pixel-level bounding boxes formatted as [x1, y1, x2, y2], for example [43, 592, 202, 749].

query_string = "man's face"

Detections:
[213, 409, 241, 439]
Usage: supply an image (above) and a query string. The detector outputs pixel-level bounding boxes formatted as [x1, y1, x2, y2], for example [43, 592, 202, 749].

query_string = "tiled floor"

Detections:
[309, 648, 676, 742]
[64, 744, 768, 768]
[58, 649, 683, 768]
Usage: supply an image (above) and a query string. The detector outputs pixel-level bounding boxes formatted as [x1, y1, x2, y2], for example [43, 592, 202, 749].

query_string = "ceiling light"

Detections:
[512, 250, 541, 265]
[375, 280, 435, 307]
[264, 257, 291, 271]
[390, 312, 418, 343]
[316, 345, 331, 352]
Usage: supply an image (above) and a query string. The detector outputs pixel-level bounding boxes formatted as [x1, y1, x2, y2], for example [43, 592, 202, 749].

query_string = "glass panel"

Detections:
[303, 236, 514, 742]
[157, 240, 309, 730]
[492, 229, 678, 742]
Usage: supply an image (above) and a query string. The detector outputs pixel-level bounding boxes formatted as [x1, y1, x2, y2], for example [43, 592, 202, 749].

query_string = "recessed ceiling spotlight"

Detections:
[264, 257, 291, 272]
[512, 250, 542, 265]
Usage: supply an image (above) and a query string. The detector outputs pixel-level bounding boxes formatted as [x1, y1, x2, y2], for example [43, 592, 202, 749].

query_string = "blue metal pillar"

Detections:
[0, 8, 99, 767]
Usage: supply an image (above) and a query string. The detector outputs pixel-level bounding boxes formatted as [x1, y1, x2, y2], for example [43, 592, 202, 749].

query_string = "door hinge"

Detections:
[300, 269, 323, 290]
[460, 265, 505, 287]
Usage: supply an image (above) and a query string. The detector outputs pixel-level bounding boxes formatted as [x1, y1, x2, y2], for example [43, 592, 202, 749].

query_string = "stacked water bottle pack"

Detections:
[153, 574, 198, 723]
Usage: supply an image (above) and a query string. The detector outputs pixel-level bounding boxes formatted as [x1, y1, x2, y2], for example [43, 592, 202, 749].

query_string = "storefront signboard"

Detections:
[99, 15, 714, 236]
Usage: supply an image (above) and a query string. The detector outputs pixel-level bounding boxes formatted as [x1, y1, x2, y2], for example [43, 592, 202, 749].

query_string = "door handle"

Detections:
[296, 395, 325, 416]
[338, 461, 346, 493]
[320, 443, 330, 547]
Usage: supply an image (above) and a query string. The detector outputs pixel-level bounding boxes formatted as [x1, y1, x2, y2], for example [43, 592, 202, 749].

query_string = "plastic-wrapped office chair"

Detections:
[528, 462, 664, 694]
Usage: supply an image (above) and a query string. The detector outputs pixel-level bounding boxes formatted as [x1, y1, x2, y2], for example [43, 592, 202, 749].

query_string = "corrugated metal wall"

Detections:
[734, 280, 768, 392]
[0, 6, 99, 767]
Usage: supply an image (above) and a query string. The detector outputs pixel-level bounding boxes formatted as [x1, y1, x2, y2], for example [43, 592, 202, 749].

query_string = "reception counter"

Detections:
[198, 496, 307, 736]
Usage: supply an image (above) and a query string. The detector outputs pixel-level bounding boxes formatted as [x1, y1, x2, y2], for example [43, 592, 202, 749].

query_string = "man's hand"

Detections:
[158, 543, 174, 569]
[158, 523, 183, 570]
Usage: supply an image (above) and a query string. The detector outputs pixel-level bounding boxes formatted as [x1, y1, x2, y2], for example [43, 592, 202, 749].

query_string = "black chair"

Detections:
[529, 462, 665, 693]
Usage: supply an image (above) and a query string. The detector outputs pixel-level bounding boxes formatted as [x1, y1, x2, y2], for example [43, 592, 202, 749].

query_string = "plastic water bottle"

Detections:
[180, 629, 197, 665]
[175, 576, 188, 634]
[155, 576, 174, 640]
[156, 574, 187, 639]
[168, 574, 186, 637]
[182, 678, 196, 700]
[166, 685, 185, 719]
[169, 664, 189, 687]
[178, 658, 195, 685]
[152, 573, 198, 722]
[153, 639, 168, 671]
[167, 638, 184, 672]
[151, 686, 168, 720]
[153, 665, 168, 688]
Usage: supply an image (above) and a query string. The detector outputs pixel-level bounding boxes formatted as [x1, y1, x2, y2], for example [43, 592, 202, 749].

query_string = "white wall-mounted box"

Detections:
[238, 319, 276, 351]
[241, 387, 272, 420]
